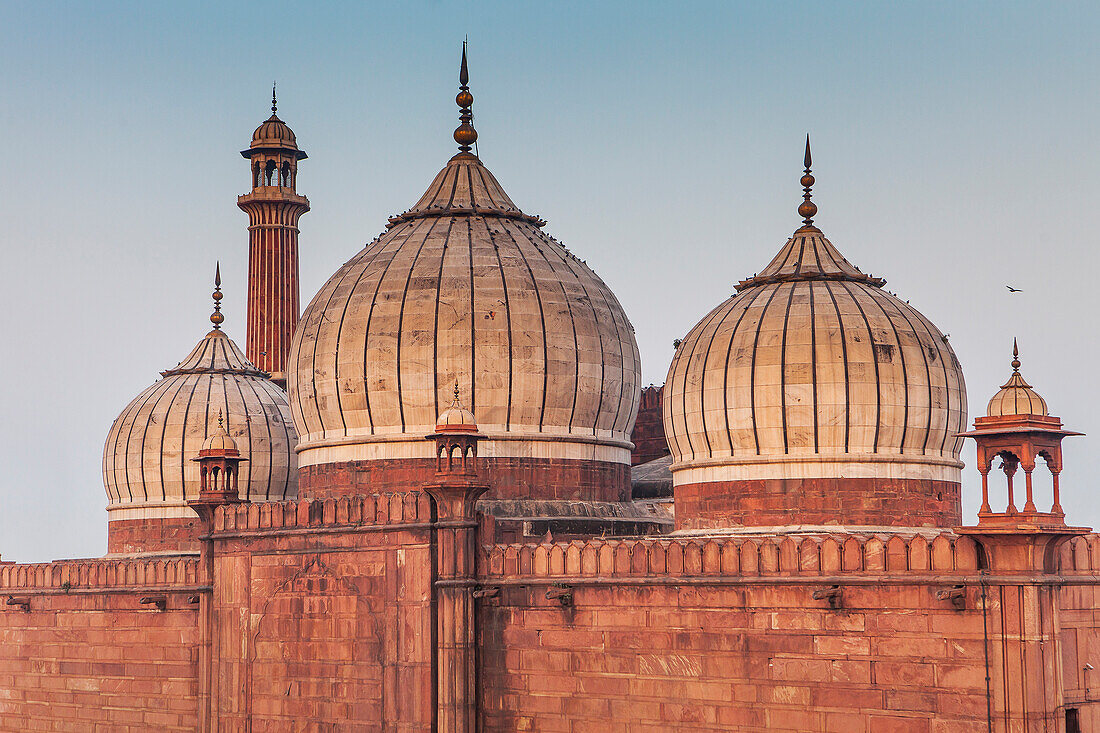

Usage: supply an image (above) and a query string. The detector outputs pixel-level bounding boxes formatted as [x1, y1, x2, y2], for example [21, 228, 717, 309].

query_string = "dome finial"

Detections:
[1011, 337, 1021, 372]
[452, 379, 462, 406]
[210, 262, 225, 329]
[798, 134, 818, 228]
[453, 41, 478, 154]
[271, 81, 277, 115]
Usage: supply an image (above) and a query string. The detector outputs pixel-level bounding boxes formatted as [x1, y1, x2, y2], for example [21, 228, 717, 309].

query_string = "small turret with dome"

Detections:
[103, 268, 298, 554]
[960, 341, 1083, 526]
[664, 140, 967, 530]
[288, 46, 641, 502]
[435, 382, 480, 433]
[244, 84, 307, 163]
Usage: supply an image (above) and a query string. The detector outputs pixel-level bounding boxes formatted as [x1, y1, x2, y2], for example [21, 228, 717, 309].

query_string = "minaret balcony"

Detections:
[237, 188, 310, 207]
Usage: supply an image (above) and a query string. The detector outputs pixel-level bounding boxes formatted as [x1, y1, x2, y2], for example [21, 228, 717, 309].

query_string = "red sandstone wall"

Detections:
[675, 478, 963, 530]
[1060, 534, 1100, 729]
[107, 515, 201, 555]
[0, 558, 201, 731]
[631, 385, 669, 465]
[478, 534, 996, 732]
[207, 493, 436, 731]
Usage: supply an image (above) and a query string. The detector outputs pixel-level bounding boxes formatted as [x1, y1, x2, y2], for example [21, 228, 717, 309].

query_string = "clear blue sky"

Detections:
[2, 1, 1098, 561]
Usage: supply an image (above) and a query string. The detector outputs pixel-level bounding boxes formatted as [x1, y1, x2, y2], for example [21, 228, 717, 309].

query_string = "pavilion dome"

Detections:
[663, 142, 967, 529]
[243, 90, 305, 158]
[986, 342, 1048, 417]
[249, 114, 298, 150]
[287, 54, 640, 500]
[435, 385, 480, 433]
[103, 289, 297, 529]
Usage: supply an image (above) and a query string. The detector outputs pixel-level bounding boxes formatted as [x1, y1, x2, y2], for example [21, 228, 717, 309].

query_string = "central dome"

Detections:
[289, 93, 640, 501]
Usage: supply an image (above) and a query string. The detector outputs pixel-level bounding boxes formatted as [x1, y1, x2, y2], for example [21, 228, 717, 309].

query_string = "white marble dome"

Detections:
[986, 345, 1047, 418]
[288, 151, 641, 470]
[664, 223, 968, 485]
[104, 327, 297, 522]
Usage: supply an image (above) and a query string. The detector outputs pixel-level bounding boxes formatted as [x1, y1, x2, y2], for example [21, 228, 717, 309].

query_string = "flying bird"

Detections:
[1006, 285, 1023, 292]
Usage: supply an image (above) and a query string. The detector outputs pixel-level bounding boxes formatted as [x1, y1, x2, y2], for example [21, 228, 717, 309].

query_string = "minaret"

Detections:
[237, 85, 309, 388]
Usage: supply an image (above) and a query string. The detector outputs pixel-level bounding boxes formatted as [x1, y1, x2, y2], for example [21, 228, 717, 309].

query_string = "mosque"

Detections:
[2, 48, 1099, 732]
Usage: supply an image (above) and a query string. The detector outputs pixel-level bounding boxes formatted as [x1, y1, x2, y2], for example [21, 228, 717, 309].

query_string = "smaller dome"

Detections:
[242, 102, 306, 160]
[435, 386, 479, 433]
[986, 343, 1048, 417]
[199, 414, 240, 455]
[251, 113, 298, 148]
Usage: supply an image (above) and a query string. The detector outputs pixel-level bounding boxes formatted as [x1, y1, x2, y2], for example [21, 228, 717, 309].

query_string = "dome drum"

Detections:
[675, 477, 962, 531]
[298, 454, 632, 503]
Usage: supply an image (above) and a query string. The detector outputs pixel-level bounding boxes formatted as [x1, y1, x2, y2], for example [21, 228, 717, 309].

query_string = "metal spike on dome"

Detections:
[454, 41, 478, 153]
[210, 262, 225, 330]
[452, 379, 462, 407]
[460, 40, 469, 87]
[798, 134, 818, 227]
[1011, 338, 1021, 372]
[271, 81, 277, 115]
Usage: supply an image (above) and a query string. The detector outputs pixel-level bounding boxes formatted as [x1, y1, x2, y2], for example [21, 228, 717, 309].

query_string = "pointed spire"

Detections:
[453, 42, 478, 154]
[798, 135, 818, 228]
[210, 262, 225, 329]
[452, 379, 462, 407]
[216, 409, 226, 433]
[999, 338, 1034, 390]
[271, 81, 277, 115]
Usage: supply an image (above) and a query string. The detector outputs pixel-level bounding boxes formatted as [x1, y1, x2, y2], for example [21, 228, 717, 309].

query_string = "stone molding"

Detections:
[481, 532, 984, 580]
[0, 556, 199, 591]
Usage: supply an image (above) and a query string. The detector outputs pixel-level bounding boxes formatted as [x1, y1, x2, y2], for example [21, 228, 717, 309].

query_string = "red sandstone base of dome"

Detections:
[108, 516, 201, 555]
[299, 457, 630, 502]
[674, 477, 961, 530]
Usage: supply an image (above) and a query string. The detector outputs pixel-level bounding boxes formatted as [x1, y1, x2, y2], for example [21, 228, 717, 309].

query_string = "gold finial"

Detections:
[798, 135, 817, 227]
[217, 410, 225, 430]
[210, 262, 225, 329]
[1011, 338, 1021, 372]
[452, 379, 462, 406]
[271, 81, 277, 115]
[454, 42, 478, 153]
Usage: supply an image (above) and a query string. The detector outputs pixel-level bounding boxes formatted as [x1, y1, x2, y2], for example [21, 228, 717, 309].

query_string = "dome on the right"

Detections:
[663, 139, 968, 530]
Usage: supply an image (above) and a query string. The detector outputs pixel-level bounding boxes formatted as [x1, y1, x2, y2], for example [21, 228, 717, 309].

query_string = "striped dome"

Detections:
[246, 113, 304, 157]
[664, 224, 968, 485]
[986, 368, 1047, 418]
[287, 152, 641, 471]
[103, 328, 297, 522]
